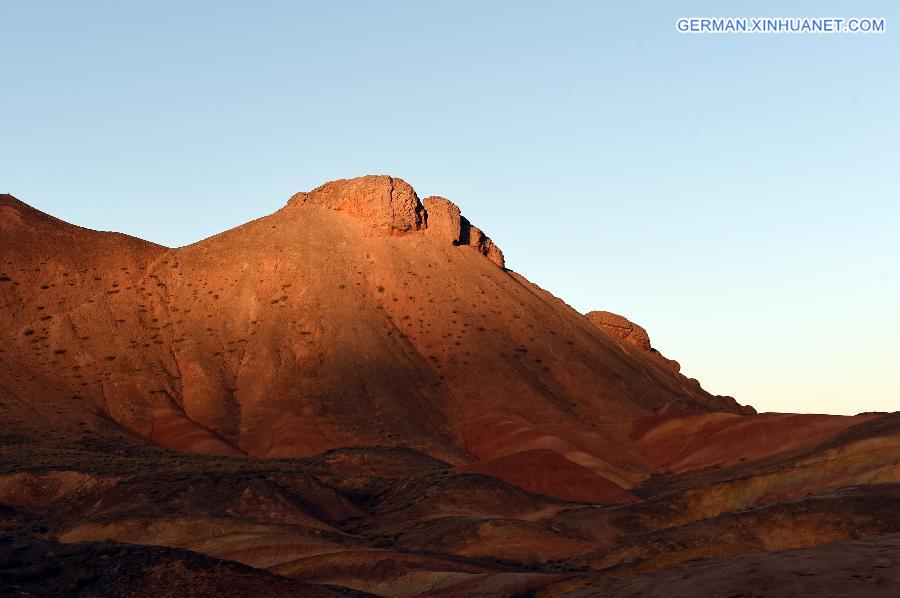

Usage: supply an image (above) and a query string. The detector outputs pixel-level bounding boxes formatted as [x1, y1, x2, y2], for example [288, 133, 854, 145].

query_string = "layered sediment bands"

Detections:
[0, 534, 361, 597]
[2, 179, 896, 596]
[2, 435, 897, 596]
[453, 449, 637, 504]
[530, 532, 900, 597]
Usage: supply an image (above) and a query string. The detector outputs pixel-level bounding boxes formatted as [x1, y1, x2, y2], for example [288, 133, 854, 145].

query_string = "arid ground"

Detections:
[1, 177, 897, 596]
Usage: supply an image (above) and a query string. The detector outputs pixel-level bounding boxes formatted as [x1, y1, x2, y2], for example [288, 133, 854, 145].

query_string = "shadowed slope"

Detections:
[531, 532, 900, 598]
[0, 534, 368, 597]
[454, 449, 636, 504]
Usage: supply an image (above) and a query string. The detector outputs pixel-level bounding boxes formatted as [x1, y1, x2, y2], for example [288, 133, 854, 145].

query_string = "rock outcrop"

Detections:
[586, 310, 681, 372]
[462, 219, 505, 268]
[584, 310, 756, 415]
[422, 196, 462, 244]
[423, 195, 505, 268]
[287, 175, 425, 233]
[287, 177, 505, 268]
[586, 311, 652, 351]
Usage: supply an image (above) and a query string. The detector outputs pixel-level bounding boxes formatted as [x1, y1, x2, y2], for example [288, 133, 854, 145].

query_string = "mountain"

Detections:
[1, 177, 748, 475]
[1, 177, 897, 597]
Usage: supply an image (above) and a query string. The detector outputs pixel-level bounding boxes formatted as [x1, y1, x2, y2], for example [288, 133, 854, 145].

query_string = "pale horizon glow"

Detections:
[2, 1, 897, 415]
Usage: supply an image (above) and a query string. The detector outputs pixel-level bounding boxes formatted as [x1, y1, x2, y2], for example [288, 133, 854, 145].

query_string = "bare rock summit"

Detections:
[288, 175, 425, 233]
[287, 176, 504, 267]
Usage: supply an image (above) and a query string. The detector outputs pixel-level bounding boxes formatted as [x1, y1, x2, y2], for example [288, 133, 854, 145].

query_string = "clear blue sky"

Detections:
[2, 1, 897, 414]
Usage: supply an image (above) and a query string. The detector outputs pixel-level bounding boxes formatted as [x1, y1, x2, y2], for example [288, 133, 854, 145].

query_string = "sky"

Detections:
[2, 1, 897, 415]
